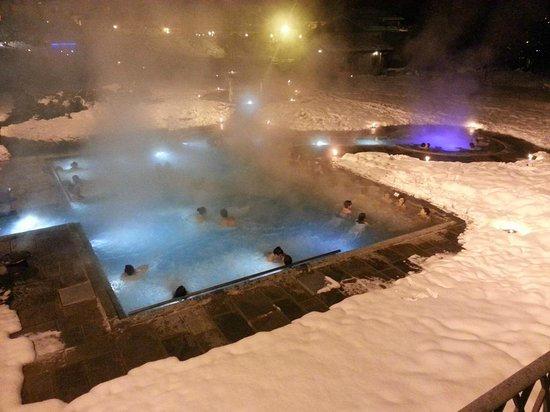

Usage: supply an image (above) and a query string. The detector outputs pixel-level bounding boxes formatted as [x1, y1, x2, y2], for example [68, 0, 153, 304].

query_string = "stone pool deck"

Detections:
[4, 215, 464, 404]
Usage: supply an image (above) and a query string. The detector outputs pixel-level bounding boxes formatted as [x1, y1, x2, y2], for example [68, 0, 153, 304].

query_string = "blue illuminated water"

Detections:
[33, 137, 403, 314]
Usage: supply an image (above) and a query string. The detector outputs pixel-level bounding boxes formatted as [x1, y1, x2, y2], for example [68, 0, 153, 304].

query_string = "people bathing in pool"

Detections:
[219, 208, 237, 227]
[339, 200, 353, 218]
[267, 246, 293, 266]
[196, 206, 207, 223]
[349, 212, 368, 236]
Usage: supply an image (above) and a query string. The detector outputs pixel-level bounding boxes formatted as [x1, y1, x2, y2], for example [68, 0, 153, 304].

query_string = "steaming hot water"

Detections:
[5, 132, 433, 314]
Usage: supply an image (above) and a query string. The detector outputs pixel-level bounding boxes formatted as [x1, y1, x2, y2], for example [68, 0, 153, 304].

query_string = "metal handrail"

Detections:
[128, 249, 341, 316]
[460, 351, 550, 412]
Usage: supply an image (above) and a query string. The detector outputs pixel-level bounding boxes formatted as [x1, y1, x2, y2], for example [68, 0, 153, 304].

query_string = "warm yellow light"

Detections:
[113, 24, 119, 30]
[162, 27, 171, 34]
[280, 23, 291, 36]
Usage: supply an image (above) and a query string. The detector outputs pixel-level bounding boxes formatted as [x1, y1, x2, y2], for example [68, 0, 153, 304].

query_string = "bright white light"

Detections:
[246, 99, 254, 105]
[315, 139, 329, 147]
[331, 148, 339, 156]
[117, 60, 121, 65]
[197, 94, 201, 98]
[266, 120, 271, 125]
[289, 97, 296, 102]
[350, 74, 354, 78]
[154, 151, 170, 161]
[298, 34, 303, 39]
[466, 120, 483, 130]
[372, 51, 380, 56]
[318, 49, 323, 53]
[371, 122, 378, 129]
[280, 24, 291, 36]
[528, 153, 533, 160]
[270, 33, 274, 38]
[424, 156, 431, 162]
[162, 27, 171, 34]
[244, 33, 249, 37]
[113, 24, 119, 30]
[11, 215, 50, 233]
[287, 79, 292, 85]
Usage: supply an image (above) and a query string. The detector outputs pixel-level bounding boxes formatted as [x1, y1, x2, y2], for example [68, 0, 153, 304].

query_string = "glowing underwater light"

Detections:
[154, 151, 170, 161]
[11, 214, 55, 234]
[314, 139, 329, 147]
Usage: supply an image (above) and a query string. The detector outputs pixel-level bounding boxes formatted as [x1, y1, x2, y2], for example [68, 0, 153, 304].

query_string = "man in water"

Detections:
[267, 247, 293, 266]
[268, 246, 285, 263]
[339, 200, 353, 218]
[219, 208, 237, 227]
[196, 207, 207, 223]
[349, 212, 368, 236]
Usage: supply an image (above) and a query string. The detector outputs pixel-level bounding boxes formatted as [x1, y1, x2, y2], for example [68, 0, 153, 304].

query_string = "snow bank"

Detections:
[0, 306, 35, 410]
[262, 89, 550, 148]
[0, 95, 232, 142]
[25, 153, 543, 411]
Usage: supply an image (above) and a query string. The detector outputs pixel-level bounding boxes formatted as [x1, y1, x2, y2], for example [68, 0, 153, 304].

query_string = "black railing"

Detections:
[460, 351, 550, 412]
[127, 249, 341, 316]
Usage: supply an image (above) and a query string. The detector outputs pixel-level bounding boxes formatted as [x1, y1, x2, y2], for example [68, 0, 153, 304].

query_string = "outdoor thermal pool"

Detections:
[1, 131, 436, 314]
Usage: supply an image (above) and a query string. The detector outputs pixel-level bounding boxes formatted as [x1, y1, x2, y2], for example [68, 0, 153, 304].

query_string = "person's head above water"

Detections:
[70, 161, 79, 169]
[273, 246, 284, 256]
[220, 208, 229, 218]
[357, 213, 367, 224]
[344, 200, 352, 208]
[197, 207, 207, 216]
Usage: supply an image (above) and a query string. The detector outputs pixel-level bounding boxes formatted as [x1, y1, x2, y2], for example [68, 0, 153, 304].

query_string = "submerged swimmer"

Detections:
[349, 212, 368, 236]
[196, 206, 207, 223]
[122, 264, 149, 278]
[219, 208, 236, 227]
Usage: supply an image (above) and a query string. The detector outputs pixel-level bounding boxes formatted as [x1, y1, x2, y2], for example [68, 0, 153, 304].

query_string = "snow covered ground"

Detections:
[260, 77, 549, 149]
[0, 92, 232, 142]
[1, 75, 548, 150]
[0, 77, 548, 410]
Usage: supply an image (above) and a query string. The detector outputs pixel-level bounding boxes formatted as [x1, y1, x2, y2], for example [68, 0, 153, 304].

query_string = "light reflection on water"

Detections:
[5, 137, 389, 313]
